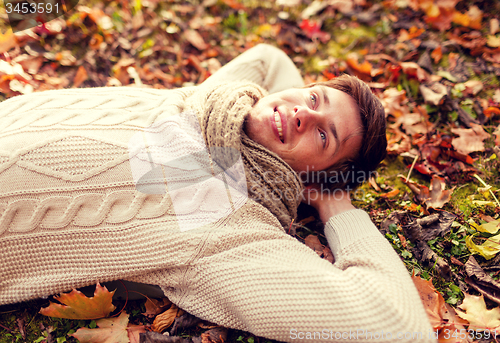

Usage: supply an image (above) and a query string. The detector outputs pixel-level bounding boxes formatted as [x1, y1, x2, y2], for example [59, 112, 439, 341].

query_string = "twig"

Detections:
[406, 154, 419, 182]
[473, 174, 500, 208]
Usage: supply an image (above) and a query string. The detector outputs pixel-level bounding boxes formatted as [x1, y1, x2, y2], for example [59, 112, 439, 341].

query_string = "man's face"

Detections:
[245, 86, 363, 173]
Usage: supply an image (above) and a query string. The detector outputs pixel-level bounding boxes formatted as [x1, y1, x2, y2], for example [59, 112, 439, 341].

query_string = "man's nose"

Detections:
[293, 106, 319, 132]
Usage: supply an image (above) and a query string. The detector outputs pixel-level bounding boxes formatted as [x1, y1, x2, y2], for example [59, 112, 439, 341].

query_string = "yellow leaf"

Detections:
[487, 35, 500, 48]
[466, 234, 500, 260]
[456, 294, 500, 331]
[472, 200, 496, 207]
[0, 28, 17, 54]
[40, 283, 116, 320]
[477, 220, 500, 234]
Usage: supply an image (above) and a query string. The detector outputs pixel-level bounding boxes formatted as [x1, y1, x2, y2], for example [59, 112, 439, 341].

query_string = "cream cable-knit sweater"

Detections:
[0, 46, 435, 342]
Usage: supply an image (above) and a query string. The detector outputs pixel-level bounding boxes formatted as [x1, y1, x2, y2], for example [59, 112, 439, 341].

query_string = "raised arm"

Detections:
[155, 203, 436, 343]
[200, 43, 304, 93]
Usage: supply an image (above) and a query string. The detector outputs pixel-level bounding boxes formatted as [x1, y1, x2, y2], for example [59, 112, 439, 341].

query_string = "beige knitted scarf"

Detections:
[188, 82, 303, 228]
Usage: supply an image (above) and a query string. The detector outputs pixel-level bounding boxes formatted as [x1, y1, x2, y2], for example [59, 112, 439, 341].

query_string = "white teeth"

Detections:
[274, 111, 283, 141]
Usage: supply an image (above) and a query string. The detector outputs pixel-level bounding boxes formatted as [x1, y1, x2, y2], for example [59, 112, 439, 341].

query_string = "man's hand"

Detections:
[302, 184, 355, 223]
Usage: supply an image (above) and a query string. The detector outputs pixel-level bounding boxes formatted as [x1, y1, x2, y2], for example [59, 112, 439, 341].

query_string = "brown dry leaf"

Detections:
[379, 87, 409, 118]
[73, 66, 88, 88]
[399, 108, 433, 135]
[426, 176, 455, 209]
[463, 80, 483, 96]
[184, 29, 208, 51]
[40, 283, 116, 320]
[451, 123, 490, 155]
[14, 55, 43, 75]
[304, 234, 324, 255]
[400, 62, 429, 81]
[419, 83, 448, 106]
[412, 275, 469, 342]
[399, 175, 454, 210]
[456, 293, 500, 331]
[143, 298, 172, 318]
[465, 256, 500, 305]
[201, 327, 228, 343]
[152, 304, 184, 333]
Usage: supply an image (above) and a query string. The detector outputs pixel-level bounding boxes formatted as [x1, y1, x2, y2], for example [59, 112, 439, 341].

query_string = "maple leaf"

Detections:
[399, 175, 454, 210]
[412, 276, 468, 342]
[456, 294, 500, 331]
[72, 311, 145, 343]
[40, 283, 116, 320]
[451, 123, 490, 155]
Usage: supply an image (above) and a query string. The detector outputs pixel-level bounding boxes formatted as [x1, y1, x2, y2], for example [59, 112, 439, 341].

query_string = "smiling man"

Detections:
[0, 44, 435, 343]
[245, 85, 363, 172]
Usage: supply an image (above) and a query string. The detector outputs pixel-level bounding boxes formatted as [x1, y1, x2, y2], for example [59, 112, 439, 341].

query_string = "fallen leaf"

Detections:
[152, 304, 184, 333]
[472, 220, 500, 234]
[466, 232, 500, 260]
[494, 125, 500, 146]
[431, 46, 442, 63]
[72, 311, 130, 343]
[483, 107, 500, 118]
[0, 29, 17, 54]
[400, 175, 454, 210]
[451, 123, 490, 155]
[201, 327, 227, 343]
[465, 256, 500, 305]
[143, 298, 172, 318]
[412, 275, 468, 341]
[73, 66, 88, 88]
[40, 283, 116, 320]
[463, 80, 483, 95]
[491, 18, 500, 35]
[184, 29, 208, 51]
[456, 293, 500, 331]
[304, 234, 323, 255]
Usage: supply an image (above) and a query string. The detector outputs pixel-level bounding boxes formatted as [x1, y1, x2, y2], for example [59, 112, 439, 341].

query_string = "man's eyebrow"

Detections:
[320, 86, 330, 106]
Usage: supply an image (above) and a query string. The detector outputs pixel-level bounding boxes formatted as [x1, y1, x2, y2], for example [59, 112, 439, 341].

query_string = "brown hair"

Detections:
[306, 74, 387, 190]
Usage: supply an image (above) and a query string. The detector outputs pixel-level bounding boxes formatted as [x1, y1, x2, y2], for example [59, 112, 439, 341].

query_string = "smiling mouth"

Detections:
[274, 108, 284, 143]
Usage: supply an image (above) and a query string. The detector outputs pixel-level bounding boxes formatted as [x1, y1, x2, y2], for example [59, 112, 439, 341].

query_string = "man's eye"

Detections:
[310, 94, 317, 108]
[319, 130, 327, 147]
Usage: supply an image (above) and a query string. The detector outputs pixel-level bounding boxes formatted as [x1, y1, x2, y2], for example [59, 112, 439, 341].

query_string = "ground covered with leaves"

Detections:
[1, 0, 500, 342]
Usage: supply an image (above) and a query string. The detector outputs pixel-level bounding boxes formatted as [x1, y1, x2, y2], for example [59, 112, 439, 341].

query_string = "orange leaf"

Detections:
[380, 188, 400, 198]
[484, 107, 500, 118]
[431, 46, 442, 64]
[152, 304, 184, 332]
[73, 66, 88, 88]
[40, 283, 116, 320]
[412, 276, 469, 342]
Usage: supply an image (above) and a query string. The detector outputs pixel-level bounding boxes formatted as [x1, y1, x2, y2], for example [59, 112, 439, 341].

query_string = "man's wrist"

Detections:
[319, 203, 356, 223]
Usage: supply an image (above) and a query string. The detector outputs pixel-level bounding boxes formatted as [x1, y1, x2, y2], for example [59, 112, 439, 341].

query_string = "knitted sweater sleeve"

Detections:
[160, 209, 436, 343]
